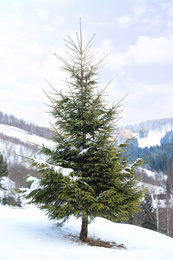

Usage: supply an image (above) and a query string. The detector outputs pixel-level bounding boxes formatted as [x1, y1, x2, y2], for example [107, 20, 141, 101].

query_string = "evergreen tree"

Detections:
[0, 154, 9, 179]
[25, 25, 144, 241]
[141, 193, 157, 231]
[166, 156, 173, 195]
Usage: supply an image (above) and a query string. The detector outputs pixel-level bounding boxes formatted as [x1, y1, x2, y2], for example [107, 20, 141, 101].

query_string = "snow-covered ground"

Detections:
[0, 122, 173, 259]
[0, 123, 54, 147]
[136, 131, 166, 148]
[0, 203, 173, 260]
[130, 119, 173, 148]
[0, 124, 54, 166]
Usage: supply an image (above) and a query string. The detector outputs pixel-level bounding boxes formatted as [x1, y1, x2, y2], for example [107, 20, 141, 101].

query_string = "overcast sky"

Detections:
[0, 0, 173, 127]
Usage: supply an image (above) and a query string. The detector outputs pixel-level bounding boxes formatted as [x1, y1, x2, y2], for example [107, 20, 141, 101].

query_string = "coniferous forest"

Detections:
[126, 133, 173, 174]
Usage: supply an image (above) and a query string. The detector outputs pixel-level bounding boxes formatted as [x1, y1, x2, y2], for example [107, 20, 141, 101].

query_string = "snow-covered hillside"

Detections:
[1, 116, 173, 167]
[126, 117, 173, 148]
[136, 131, 166, 148]
[0, 124, 53, 146]
[0, 119, 173, 259]
[0, 177, 16, 199]
[0, 118, 172, 191]
[0, 203, 173, 260]
[0, 123, 54, 166]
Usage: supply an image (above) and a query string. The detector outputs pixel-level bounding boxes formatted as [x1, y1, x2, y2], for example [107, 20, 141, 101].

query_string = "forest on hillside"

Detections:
[126, 117, 173, 133]
[1, 110, 173, 177]
[0, 111, 54, 139]
[127, 131, 173, 173]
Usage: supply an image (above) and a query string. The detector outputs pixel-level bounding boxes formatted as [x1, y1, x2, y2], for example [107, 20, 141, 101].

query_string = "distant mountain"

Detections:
[125, 117, 173, 133]
[120, 118, 173, 175]
[119, 117, 173, 148]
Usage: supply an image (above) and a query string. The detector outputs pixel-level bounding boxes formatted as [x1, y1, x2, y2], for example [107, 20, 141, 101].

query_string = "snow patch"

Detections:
[34, 159, 73, 177]
[0, 176, 16, 190]
[137, 131, 166, 148]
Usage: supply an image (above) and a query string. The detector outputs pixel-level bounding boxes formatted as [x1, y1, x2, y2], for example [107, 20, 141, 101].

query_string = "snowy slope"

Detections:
[0, 123, 54, 147]
[0, 123, 54, 166]
[0, 204, 173, 260]
[0, 121, 173, 259]
[136, 131, 166, 148]
[130, 118, 173, 148]
[0, 177, 16, 199]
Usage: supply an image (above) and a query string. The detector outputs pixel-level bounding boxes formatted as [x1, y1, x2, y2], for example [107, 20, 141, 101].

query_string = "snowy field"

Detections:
[0, 203, 173, 260]
[0, 123, 54, 148]
[137, 131, 166, 148]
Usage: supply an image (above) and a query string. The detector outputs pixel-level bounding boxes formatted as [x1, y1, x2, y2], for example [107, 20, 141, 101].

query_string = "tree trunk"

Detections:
[79, 216, 88, 241]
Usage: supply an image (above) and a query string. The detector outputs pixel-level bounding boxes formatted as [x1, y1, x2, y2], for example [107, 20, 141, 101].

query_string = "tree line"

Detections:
[0, 111, 54, 139]
[126, 131, 173, 174]
[0, 154, 9, 179]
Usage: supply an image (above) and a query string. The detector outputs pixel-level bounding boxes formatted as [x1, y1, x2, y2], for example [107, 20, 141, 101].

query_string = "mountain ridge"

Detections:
[125, 116, 173, 133]
[1, 110, 173, 136]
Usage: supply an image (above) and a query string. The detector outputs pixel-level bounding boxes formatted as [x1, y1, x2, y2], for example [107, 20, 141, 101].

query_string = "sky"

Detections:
[0, 0, 173, 127]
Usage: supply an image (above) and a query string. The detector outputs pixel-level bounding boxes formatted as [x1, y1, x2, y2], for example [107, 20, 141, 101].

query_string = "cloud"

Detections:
[38, 10, 50, 21]
[117, 15, 132, 28]
[168, 7, 173, 16]
[104, 35, 173, 70]
[132, 0, 146, 16]
[28, 41, 43, 55]
[117, 81, 173, 125]
[140, 83, 173, 94]
[53, 16, 64, 26]
[0, 0, 172, 127]
[127, 35, 173, 64]
[133, 5, 146, 16]
[168, 21, 173, 28]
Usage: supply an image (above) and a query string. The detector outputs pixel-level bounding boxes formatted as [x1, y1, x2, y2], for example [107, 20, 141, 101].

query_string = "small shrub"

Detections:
[1, 191, 22, 207]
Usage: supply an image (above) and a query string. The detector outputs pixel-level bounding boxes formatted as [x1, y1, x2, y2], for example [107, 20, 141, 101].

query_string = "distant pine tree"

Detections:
[166, 156, 173, 195]
[161, 130, 173, 144]
[25, 23, 144, 241]
[0, 154, 9, 178]
[142, 193, 157, 231]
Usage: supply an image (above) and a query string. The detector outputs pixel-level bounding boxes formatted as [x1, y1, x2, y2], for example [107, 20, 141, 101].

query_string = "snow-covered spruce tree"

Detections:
[25, 26, 144, 242]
